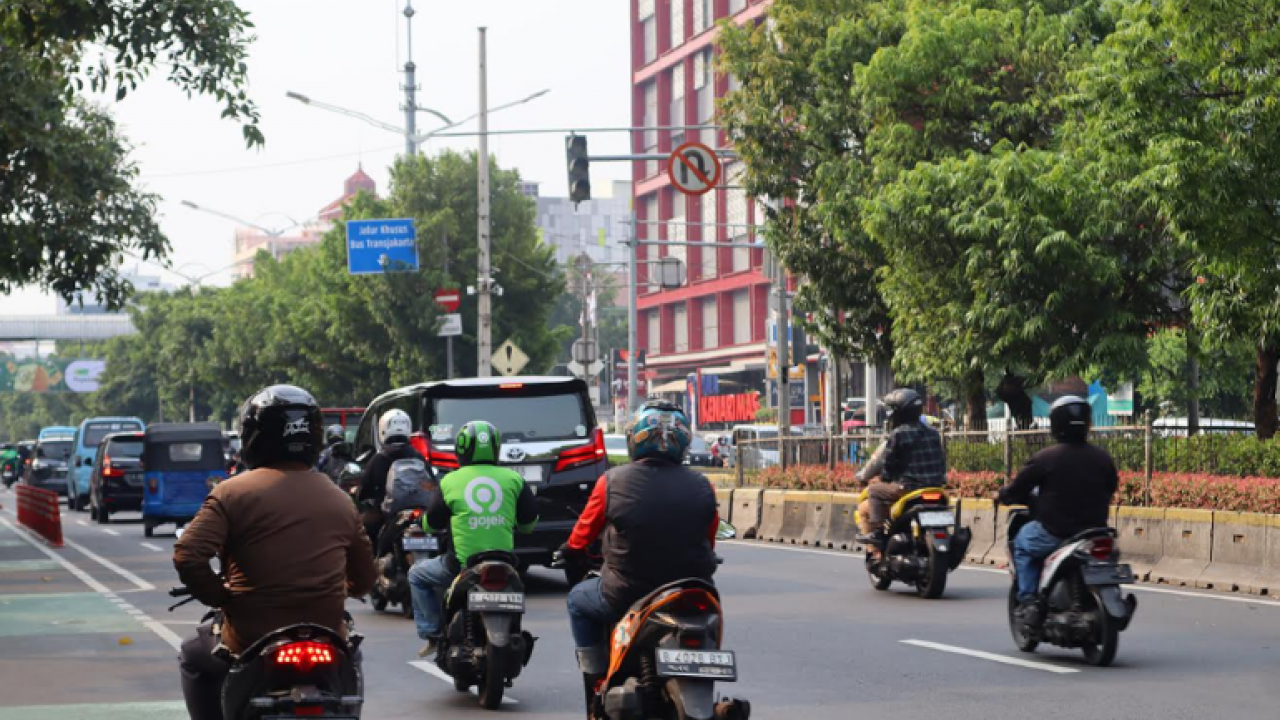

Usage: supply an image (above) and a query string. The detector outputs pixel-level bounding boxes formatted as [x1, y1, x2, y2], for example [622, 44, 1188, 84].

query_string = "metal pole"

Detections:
[403, 1, 418, 156]
[443, 234, 453, 379]
[627, 212, 639, 415]
[865, 360, 877, 429]
[476, 28, 492, 377]
[777, 273, 791, 470]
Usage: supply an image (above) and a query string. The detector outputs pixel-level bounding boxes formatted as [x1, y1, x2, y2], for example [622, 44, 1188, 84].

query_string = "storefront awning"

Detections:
[653, 379, 688, 393]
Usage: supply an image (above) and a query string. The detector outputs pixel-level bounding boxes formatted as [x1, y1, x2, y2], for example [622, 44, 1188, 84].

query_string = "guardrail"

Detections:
[15, 485, 63, 547]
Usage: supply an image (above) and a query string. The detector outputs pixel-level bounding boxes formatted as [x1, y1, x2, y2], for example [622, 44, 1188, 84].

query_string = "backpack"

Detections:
[383, 457, 434, 514]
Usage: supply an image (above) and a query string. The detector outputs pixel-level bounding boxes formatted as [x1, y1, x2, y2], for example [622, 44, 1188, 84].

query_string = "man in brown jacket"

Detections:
[174, 385, 376, 720]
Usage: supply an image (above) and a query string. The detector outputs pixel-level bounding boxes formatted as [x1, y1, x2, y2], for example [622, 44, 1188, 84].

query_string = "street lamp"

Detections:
[180, 200, 313, 262]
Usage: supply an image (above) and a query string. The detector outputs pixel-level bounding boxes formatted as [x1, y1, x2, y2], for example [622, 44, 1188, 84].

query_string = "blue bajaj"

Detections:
[142, 423, 227, 538]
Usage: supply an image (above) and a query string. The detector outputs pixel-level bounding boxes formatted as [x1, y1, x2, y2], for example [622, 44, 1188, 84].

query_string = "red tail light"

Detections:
[500, 383, 524, 390]
[555, 428, 606, 472]
[429, 448, 460, 470]
[921, 491, 944, 502]
[411, 509, 423, 521]
[147, 478, 158, 493]
[274, 641, 335, 671]
[409, 432, 429, 457]
[680, 636, 703, 648]
[1087, 537, 1115, 561]
[663, 589, 717, 615]
[293, 708, 324, 717]
[479, 564, 511, 591]
[933, 531, 948, 540]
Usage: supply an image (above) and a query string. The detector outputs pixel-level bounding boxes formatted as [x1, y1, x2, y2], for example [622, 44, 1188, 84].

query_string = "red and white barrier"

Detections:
[15, 485, 63, 547]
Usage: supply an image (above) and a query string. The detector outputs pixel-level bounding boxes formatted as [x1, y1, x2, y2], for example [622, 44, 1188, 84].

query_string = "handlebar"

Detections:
[169, 587, 192, 598]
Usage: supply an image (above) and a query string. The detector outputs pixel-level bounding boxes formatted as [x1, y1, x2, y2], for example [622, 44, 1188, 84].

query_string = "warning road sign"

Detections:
[668, 142, 722, 196]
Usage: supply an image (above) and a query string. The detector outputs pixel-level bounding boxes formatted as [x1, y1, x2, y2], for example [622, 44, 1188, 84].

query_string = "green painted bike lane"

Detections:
[0, 512, 186, 719]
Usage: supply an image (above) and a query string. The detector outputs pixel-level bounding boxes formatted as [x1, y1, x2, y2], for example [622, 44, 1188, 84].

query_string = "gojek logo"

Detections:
[464, 476, 507, 530]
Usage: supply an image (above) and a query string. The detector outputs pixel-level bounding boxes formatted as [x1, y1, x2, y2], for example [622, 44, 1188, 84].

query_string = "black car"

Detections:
[355, 376, 607, 582]
[24, 437, 73, 497]
[685, 436, 715, 467]
[89, 431, 146, 524]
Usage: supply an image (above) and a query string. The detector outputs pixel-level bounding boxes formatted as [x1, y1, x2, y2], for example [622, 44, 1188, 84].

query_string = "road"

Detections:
[2, 488, 1280, 719]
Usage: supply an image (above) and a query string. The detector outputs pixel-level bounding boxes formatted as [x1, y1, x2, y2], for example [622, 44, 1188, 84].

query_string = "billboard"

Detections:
[0, 358, 106, 393]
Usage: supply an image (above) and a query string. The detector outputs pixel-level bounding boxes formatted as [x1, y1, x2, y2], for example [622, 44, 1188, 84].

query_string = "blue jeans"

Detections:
[1014, 520, 1064, 602]
[567, 577, 623, 651]
[408, 555, 456, 639]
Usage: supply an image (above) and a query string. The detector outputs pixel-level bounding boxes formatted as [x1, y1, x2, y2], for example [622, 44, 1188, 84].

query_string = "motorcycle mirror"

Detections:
[716, 519, 737, 541]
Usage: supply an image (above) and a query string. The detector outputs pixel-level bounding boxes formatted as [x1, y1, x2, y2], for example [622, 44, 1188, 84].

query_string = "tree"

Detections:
[1139, 328, 1253, 421]
[1, 1, 261, 308]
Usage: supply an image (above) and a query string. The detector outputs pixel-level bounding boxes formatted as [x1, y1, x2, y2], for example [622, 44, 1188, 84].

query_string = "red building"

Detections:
[630, 0, 774, 426]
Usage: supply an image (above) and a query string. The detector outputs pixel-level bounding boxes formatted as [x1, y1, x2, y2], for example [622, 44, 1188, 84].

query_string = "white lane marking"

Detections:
[723, 540, 1280, 607]
[101, 528, 120, 536]
[140, 542, 164, 552]
[76, 520, 88, 527]
[0, 516, 182, 651]
[161, 620, 203, 626]
[901, 639, 1081, 674]
[409, 661, 520, 705]
[63, 538, 155, 591]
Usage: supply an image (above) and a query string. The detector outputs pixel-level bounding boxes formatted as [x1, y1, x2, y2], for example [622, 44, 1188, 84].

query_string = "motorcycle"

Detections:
[1, 459, 17, 487]
[1003, 505, 1138, 666]
[574, 521, 750, 720]
[371, 506, 443, 618]
[433, 550, 536, 710]
[169, 587, 364, 719]
[860, 486, 971, 598]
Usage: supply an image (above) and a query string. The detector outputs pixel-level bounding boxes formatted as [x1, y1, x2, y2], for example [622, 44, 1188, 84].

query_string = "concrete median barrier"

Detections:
[798, 492, 834, 546]
[758, 491, 787, 542]
[776, 491, 816, 544]
[960, 499, 996, 564]
[1112, 507, 1165, 581]
[1200, 511, 1269, 593]
[714, 489, 732, 518]
[824, 493, 863, 551]
[1150, 509, 1213, 587]
[730, 489, 763, 539]
[1262, 520, 1280, 597]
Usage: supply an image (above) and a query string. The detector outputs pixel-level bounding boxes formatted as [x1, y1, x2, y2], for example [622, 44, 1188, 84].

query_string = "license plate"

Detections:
[511, 465, 543, 483]
[125, 472, 143, 486]
[918, 510, 955, 527]
[1082, 562, 1135, 586]
[656, 649, 738, 681]
[402, 535, 438, 551]
[468, 591, 525, 612]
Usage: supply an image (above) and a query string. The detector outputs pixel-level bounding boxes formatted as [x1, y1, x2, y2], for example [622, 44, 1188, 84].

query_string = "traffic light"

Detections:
[566, 135, 591, 204]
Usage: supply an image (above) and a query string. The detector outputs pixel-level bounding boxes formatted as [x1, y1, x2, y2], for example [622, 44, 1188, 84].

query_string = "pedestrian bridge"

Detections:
[0, 314, 137, 341]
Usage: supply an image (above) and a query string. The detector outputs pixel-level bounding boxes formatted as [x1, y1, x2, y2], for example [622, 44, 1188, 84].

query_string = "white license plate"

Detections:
[511, 465, 543, 483]
[656, 649, 738, 681]
[402, 535, 438, 551]
[919, 510, 955, 527]
[468, 591, 525, 612]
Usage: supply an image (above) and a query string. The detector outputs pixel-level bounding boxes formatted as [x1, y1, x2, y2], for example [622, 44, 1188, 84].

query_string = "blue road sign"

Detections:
[346, 218, 419, 274]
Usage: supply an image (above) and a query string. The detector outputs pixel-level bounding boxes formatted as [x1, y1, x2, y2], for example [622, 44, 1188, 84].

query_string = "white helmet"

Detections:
[378, 409, 413, 445]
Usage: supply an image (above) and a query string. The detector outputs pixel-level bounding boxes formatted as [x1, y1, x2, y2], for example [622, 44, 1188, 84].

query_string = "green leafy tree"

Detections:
[1139, 328, 1253, 422]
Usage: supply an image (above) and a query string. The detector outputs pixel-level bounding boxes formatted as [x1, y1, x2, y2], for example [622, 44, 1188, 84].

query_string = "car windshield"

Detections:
[84, 421, 143, 447]
[39, 440, 72, 459]
[431, 393, 588, 445]
[604, 436, 628, 452]
[107, 441, 144, 458]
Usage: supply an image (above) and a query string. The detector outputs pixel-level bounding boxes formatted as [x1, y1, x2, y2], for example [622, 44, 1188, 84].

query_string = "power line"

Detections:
[142, 143, 401, 179]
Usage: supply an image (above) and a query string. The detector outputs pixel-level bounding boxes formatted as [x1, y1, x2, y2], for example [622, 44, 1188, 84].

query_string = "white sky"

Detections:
[1, 0, 632, 316]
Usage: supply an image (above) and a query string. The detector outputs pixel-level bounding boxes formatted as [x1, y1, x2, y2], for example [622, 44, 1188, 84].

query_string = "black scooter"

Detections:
[862, 488, 971, 598]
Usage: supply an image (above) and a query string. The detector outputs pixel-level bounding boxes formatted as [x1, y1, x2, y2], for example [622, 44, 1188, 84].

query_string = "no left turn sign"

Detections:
[668, 142, 722, 196]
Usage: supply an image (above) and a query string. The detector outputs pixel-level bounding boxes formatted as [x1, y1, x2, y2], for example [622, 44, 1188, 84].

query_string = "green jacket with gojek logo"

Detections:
[423, 464, 538, 566]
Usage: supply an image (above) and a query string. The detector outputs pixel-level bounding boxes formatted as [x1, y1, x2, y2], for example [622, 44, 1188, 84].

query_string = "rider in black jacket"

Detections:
[357, 410, 425, 546]
[998, 396, 1119, 618]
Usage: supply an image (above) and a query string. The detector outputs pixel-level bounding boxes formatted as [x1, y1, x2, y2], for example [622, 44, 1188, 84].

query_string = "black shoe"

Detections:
[1015, 599, 1043, 628]
[581, 673, 603, 720]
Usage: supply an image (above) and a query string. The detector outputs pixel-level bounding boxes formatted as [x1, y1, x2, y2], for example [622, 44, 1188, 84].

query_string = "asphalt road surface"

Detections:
[2, 489, 1279, 719]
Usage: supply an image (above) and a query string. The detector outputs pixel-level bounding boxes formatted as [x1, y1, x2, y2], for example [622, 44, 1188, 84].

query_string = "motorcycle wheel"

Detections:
[1081, 590, 1120, 667]
[866, 555, 891, 591]
[478, 643, 507, 709]
[1007, 584, 1039, 653]
[96, 503, 110, 525]
[915, 543, 948, 599]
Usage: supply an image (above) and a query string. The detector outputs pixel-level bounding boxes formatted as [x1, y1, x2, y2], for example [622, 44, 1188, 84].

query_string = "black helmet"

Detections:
[1049, 395, 1091, 443]
[325, 424, 345, 446]
[238, 384, 325, 470]
[883, 388, 924, 429]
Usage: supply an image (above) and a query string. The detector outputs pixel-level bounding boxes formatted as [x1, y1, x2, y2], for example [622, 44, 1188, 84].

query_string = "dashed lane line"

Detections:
[900, 639, 1081, 674]
[140, 542, 164, 552]
[101, 528, 120, 536]
[409, 661, 520, 705]
[62, 538, 155, 591]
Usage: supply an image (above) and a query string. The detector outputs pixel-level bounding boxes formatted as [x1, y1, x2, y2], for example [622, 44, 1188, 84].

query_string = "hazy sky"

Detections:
[3, 0, 632, 315]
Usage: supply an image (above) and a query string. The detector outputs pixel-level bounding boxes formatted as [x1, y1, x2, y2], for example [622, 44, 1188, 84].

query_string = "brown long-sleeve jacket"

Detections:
[173, 467, 376, 653]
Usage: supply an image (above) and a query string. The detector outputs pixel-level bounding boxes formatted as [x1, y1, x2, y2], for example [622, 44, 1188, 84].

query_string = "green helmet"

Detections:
[455, 420, 500, 466]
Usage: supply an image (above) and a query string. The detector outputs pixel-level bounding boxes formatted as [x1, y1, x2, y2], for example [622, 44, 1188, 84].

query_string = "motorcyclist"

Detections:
[357, 409, 425, 546]
[0, 443, 18, 484]
[998, 395, 1119, 624]
[407, 420, 537, 657]
[711, 435, 731, 467]
[316, 424, 353, 483]
[559, 400, 720, 717]
[173, 385, 376, 720]
[855, 388, 947, 544]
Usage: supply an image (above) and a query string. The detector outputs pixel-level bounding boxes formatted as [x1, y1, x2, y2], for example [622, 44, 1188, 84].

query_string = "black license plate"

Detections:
[125, 472, 144, 486]
[656, 648, 738, 681]
[468, 591, 525, 612]
[1082, 562, 1135, 586]
[402, 535, 438, 551]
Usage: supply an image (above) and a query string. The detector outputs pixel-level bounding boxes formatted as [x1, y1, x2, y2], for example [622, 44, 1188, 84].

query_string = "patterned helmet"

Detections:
[456, 420, 501, 466]
[627, 400, 692, 463]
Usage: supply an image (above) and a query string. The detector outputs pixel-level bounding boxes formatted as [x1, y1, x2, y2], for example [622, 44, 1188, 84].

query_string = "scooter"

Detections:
[860, 487, 971, 598]
[370, 507, 443, 618]
[433, 550, 536, 710]
[168, 587, 364, 719]
[1003, 505, 1138, 666]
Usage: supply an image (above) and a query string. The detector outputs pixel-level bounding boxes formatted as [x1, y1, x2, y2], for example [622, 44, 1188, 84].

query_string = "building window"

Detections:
[668, 189, 686, 270]
[701, 189, 719, 280]
[670, 0, 685, 49]
[702, 297, 719, 350]
[640, 0, 657, 64]
[725, 163, 750, 273]
[670, 62, 686, 147]
[731, 290, 750, 345]
[693, 0, 712, 34]
[647, 310, 661, 355]
[643, 81, 659, 176]
[729, 0, 747, 15]
[674, 303, 689, 353]
[694, 49, 715, 123]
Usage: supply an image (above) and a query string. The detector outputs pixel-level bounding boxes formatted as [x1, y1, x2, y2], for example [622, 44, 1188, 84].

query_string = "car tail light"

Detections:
[479, 564, 511, 591]
[1087, 537, 1115, 560]
[103, 457, 124, 478]
[409, 432, 429, 457]
[429, 448, 460, 470]
[555, 428, 606, 472]
[148, 478, 158, 493]
[500, 383, 524, 390]
[274, 641, 335, 671]
[293, 708, 324, 717]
